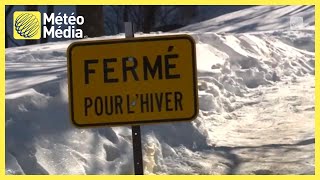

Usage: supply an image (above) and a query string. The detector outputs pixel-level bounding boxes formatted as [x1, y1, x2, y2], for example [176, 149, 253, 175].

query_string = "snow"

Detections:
[5, 6, 314, 175]
[176, 5, 314, 33]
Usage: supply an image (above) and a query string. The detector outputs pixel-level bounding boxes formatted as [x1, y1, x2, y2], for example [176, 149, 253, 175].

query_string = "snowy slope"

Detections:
[176, 5, 314, 33]
[5, 6, 314, 175]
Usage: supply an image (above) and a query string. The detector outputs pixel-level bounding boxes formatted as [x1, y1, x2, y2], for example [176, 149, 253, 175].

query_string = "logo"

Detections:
[43, 12, 84, 39]
[13, 11, 84, 40]
[13, 11, 41, 39]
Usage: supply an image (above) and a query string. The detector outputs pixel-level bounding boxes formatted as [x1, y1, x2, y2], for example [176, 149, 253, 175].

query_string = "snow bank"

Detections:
[176, 5, 314, 33]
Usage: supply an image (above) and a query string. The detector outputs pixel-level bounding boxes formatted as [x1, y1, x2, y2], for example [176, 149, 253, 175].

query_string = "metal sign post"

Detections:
[131, 125, 144, 175]
[125, 22, 144, 175]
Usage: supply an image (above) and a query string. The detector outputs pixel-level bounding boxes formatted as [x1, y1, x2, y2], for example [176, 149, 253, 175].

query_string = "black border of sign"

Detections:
[67, 34, 198, 127]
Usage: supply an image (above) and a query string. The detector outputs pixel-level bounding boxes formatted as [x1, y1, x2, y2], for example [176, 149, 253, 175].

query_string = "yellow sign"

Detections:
[67, 35, 198, 127]
[13, 11, 41, 40]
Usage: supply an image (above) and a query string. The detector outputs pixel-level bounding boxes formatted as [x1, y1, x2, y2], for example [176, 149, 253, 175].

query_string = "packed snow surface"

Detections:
[6, 5, 314, 174]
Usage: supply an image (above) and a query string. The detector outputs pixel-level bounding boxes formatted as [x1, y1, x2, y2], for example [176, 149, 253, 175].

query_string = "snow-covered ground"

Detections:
[176, 5, 314, 33]
[5, 5, 314, 174]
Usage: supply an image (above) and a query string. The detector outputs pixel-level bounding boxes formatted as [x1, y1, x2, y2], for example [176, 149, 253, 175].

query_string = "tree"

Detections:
[123, 6, 128, 22]
[76, 5, 105, 37]
[178, 6, 198, 25]
[5, 6, 14, 48]
[103, 6, 198, 35]
[142, 6, 158, 33]
[25, 5, 38, 46]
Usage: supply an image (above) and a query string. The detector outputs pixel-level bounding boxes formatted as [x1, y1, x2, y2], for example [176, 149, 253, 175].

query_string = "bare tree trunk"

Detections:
[179, 6, 198, 25]
[25, 6, 38, 45]
[123, 6, 128, 22]
[41, 5, 54, 44]
[25, 5, 38, 45]
[76, 5, 105, 37]
[142, 6, 157, 33]
[5, 6, 14, 48]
